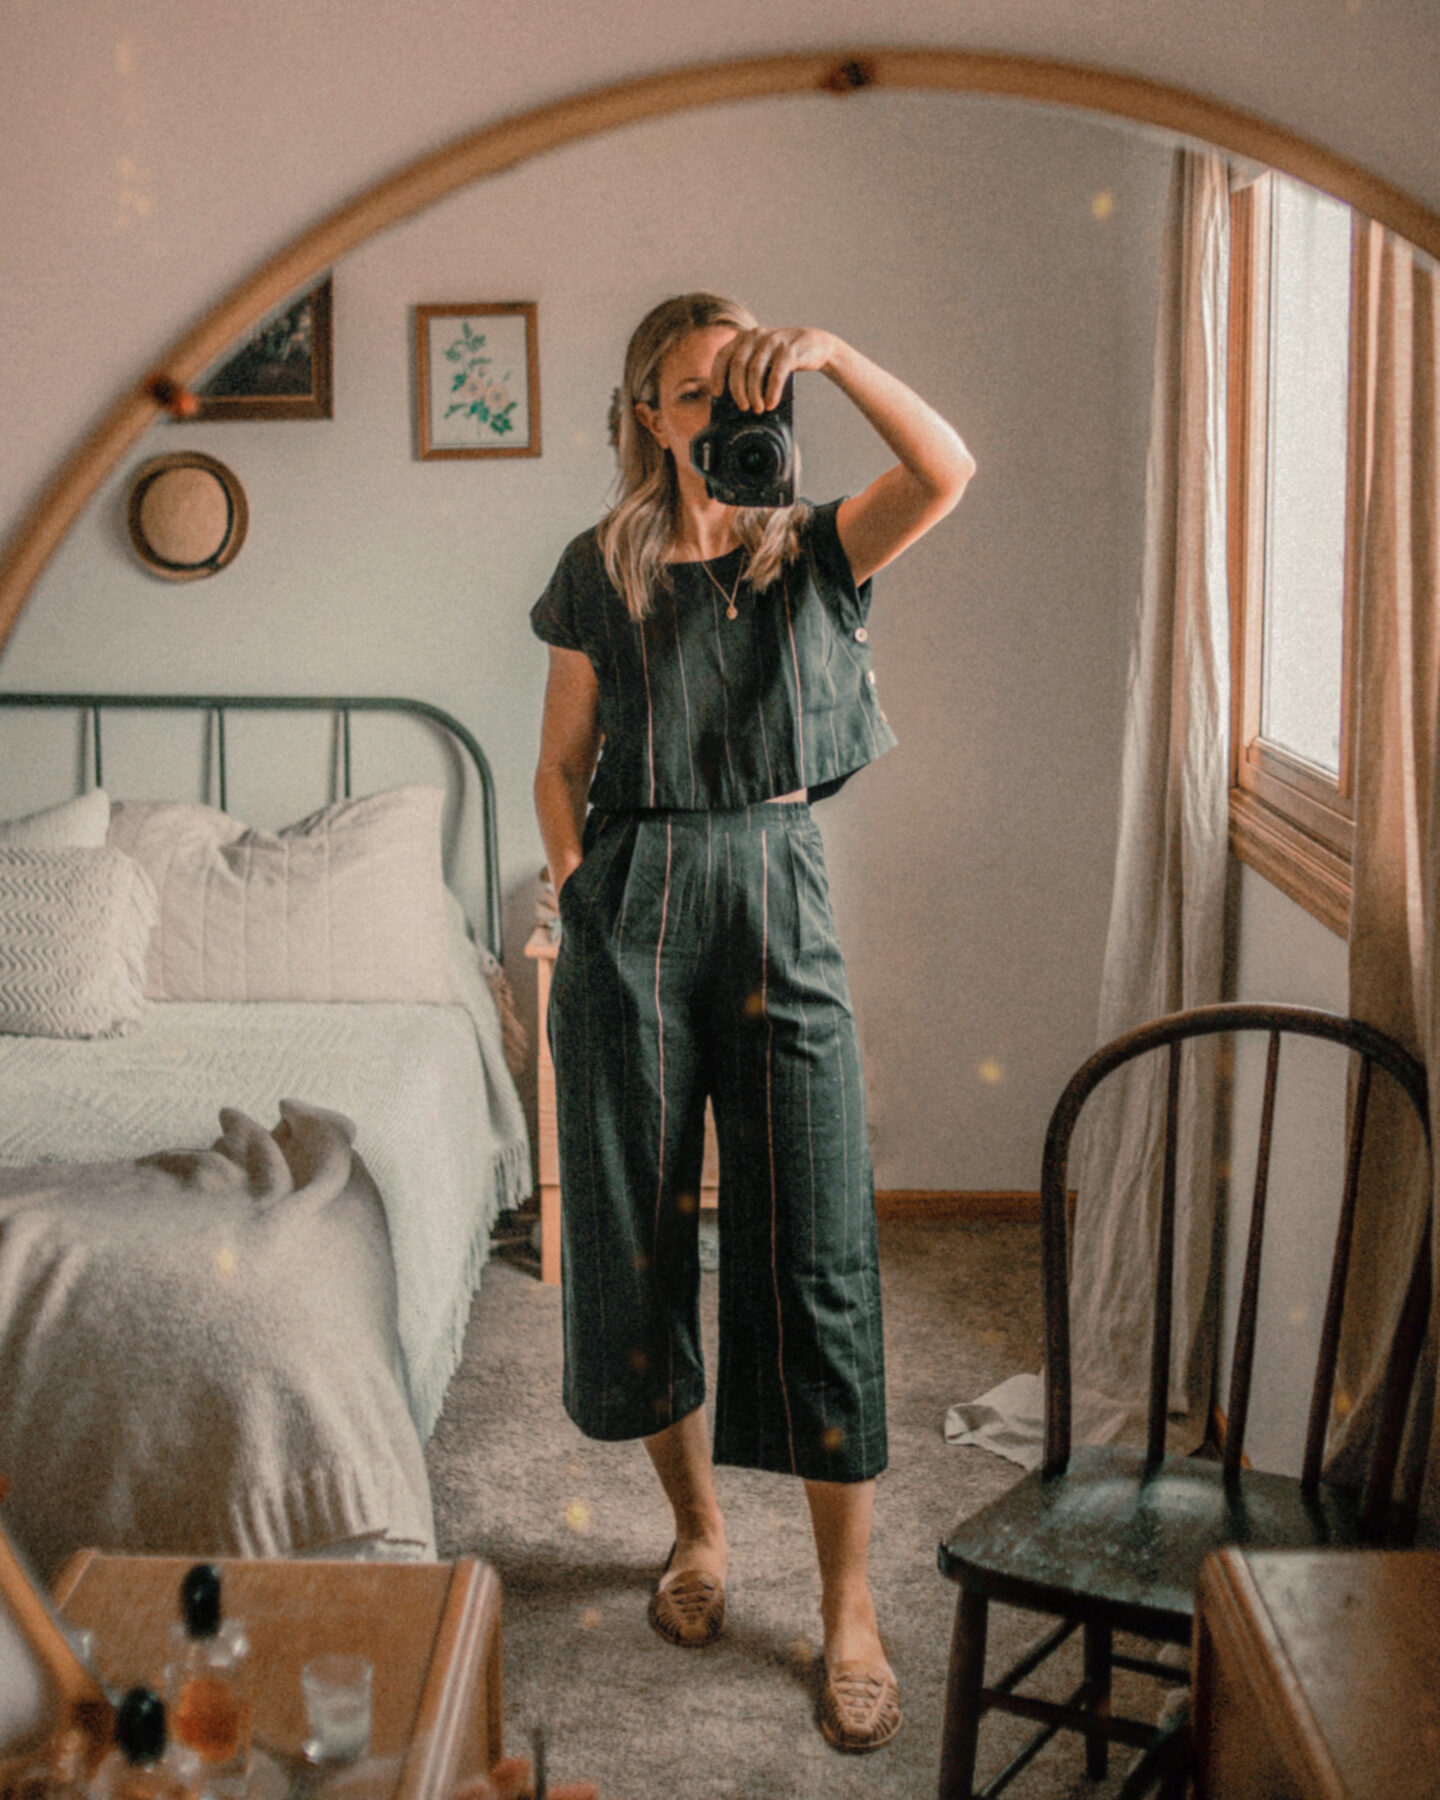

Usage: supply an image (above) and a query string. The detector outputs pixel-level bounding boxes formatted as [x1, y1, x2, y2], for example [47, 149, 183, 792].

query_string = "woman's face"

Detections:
[636, 325, 737, 471]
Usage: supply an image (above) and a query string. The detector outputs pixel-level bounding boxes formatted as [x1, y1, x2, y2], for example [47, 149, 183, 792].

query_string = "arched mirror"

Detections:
[5, 53, 1428, 1167]
[0, 47, 1435, 1798]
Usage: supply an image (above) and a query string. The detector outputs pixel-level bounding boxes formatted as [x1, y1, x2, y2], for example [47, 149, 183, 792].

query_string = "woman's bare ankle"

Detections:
[670, 1524, 727, 1580]
[821, 1580, 886, 1669]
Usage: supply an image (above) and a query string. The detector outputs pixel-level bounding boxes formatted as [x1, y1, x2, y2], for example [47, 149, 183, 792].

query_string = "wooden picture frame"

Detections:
[193, 278, 333, 420]
[414, 302, 540, 459]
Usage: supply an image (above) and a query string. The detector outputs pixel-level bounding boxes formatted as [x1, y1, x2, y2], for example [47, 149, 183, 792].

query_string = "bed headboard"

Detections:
[0, 692, 504, 959]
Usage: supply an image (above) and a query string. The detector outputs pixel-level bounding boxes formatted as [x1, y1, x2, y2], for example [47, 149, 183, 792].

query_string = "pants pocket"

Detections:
[781, 815, 841, 963]
[557, 813, 630, 925]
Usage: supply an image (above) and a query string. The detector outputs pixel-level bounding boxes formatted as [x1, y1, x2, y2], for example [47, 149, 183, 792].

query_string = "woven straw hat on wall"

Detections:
[126, 452, 249, 580]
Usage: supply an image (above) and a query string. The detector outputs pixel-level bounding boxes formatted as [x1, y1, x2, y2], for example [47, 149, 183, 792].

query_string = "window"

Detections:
[1228, 172, 1365, 936]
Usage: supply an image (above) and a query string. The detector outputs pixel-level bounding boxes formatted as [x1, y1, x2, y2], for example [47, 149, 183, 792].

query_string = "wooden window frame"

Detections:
[1228, 174, 1366, 939]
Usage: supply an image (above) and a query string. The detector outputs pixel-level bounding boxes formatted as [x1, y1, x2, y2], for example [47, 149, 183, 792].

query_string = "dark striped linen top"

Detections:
[530, 498, 898, 810]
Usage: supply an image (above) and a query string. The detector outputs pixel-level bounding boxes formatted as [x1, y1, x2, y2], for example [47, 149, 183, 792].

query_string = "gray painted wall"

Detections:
[1220, 870, 1351, 1475]
[0, 92, 1171, 1192]
[3, 1, 1415, 1461]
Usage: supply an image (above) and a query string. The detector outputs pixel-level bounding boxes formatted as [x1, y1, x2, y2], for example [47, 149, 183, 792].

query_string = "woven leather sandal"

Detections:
[647, 1544, 726, 1648]
[820, 1660, 903, 1752]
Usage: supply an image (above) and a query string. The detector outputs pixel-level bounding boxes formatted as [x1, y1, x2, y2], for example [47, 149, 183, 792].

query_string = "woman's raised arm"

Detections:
[711, 326, 976, 585]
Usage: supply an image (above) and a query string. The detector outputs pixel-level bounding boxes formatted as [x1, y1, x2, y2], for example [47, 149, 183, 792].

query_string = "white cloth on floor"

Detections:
[944, 1372, 1131, 1471]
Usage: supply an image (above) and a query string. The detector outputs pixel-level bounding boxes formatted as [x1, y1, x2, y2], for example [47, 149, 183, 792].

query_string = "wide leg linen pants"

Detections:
[548, 802, 887, 1484]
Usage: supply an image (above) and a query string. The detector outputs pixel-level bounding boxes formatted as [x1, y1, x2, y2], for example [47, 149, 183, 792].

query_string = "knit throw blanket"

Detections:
[0, 1100, 435, 1581]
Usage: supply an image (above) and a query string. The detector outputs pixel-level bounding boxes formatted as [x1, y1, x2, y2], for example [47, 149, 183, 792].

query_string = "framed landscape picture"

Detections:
[415, 302, 540, 459]
[194, 277, 333, 420]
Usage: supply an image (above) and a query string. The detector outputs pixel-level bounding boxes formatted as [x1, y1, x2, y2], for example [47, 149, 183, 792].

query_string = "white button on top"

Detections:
[854, 627, 869, 643]
[866, 670, 877, 686]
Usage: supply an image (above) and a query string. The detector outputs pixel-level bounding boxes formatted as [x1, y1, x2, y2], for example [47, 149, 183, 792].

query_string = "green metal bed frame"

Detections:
[0, 692, 504, 959]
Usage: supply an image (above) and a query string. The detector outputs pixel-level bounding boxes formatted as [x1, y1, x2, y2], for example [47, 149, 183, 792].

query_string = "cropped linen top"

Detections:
[530, 499, 897, 811]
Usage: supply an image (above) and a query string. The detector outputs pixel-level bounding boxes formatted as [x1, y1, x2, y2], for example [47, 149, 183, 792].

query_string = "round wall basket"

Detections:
[126, 452, 249, 580]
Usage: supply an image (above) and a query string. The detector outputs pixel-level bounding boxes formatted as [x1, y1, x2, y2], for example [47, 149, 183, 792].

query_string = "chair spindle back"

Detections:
[1040, 1004, 1430, 1527]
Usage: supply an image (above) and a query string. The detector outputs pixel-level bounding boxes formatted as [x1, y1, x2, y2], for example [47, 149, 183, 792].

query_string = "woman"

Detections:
[532, 292, 974, 1753]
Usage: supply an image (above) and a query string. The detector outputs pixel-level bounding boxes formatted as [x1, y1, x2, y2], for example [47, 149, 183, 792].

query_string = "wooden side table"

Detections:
[1192, 1547, 1440, 1799]
[52, 1553, 502, 1800]
[525, 925, 718, 1286]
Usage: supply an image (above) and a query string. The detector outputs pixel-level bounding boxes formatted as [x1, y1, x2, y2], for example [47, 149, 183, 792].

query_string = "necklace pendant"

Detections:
[700, 556, 743, 621]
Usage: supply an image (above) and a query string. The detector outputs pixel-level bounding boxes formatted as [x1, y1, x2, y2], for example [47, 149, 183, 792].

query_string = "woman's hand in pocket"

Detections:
[555, 856, 583, 905]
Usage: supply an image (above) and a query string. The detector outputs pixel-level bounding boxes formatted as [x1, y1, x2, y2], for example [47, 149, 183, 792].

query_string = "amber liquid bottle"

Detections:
[164, 1568, 251, 1797]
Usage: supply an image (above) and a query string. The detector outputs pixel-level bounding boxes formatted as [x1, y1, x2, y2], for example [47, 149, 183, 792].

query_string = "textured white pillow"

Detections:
[0, 789, 111, 848]
[108, 786, 457, 1003]
[0, 846, 157, 1037]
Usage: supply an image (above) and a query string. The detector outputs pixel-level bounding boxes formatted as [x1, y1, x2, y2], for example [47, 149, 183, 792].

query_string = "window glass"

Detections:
[1260, 177, 1352, 774]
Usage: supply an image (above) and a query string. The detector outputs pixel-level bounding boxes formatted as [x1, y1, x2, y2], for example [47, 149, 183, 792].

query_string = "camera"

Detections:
[689, 378, 796, 508]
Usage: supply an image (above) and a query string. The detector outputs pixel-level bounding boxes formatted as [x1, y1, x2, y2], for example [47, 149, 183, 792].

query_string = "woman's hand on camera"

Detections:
[710, 327, 838, 413]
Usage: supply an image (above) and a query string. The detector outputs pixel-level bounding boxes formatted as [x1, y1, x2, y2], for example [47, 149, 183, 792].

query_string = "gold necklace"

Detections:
[699, 555, 744, 621]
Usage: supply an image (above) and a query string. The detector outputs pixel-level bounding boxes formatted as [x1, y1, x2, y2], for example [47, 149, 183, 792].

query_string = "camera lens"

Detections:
[690, 383, 795, 508]
[732, 431, 782, 482]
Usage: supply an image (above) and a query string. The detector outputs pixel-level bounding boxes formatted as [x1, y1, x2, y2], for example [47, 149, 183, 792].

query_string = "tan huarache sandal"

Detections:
[647, 1543, 726, 1648]
[820, 1659, 903, 1752]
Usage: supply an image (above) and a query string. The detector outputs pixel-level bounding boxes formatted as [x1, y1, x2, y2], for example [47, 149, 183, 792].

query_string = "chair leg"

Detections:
[1083, 1620, 1113, 1780]
[938, 1589, 989, 1800]
[1160, 1754, 1189, 1800]
[1113, 1702, 1190, 1800]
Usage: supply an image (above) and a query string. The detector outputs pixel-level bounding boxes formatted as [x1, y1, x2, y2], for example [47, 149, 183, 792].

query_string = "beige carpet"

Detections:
[425, 1219, 1177, 1798]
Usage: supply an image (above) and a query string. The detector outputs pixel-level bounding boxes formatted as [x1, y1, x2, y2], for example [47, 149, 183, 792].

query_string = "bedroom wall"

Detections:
[3, 0, 1432, 1209]
[1218, 873, 1352, 1475]
[0, 73, 1172, 1192]
[3, 1, 1438, 537]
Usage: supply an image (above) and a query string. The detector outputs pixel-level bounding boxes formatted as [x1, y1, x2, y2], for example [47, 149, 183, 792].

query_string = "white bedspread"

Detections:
[0, 1101, 437, 1580]
[0, 977, 530, 1441]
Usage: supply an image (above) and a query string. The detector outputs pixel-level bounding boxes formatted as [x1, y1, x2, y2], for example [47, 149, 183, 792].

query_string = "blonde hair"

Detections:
[598, 292, 808, 621]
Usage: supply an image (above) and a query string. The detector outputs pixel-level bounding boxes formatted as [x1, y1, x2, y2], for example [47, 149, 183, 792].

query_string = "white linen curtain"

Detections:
[1065, 149, 1232, 1433]
[1331, 224, 1439, 1528]
[947, 150, 1231, 1464]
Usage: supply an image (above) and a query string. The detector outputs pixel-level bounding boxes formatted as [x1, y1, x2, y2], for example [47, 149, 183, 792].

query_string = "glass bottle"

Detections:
[163, 1568, 250, 1797]
[93, 1689, 197, 1800]
[6, 1727, 90, 1800]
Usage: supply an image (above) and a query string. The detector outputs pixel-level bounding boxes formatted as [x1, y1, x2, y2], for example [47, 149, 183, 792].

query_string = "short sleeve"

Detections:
[803, 497, 874, 632]
[530, 537, 591, 653]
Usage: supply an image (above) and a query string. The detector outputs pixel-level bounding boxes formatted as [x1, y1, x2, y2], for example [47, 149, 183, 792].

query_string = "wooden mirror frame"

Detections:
[2, 45, 1438, 661]
[0, 1520, 110, 1780]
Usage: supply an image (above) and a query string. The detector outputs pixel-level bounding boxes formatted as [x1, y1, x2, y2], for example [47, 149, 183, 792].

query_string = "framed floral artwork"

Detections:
[194, 278, 333, 420]
[414, 302, 541, 459]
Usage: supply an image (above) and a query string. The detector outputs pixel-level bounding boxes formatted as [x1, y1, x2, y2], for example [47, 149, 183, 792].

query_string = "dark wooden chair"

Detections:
[936, 1003, 1434, 1800]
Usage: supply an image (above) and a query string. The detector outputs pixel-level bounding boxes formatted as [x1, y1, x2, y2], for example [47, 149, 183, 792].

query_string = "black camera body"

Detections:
[689, 378, 796, 509]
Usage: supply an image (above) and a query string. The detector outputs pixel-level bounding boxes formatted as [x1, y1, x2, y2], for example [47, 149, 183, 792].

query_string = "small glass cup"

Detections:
[300, 1654, 373, 1765]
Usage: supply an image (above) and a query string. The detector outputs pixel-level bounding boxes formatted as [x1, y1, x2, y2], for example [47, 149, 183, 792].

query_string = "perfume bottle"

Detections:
[93, 1689, 198, 1800]
[7, 1728, 90, 1800]
[163, 1568, 250, 1796]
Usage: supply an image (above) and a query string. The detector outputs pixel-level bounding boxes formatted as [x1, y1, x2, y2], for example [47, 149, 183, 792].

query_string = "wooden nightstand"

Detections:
[1192, 1547, 1440, 1799]
[52, 1553, 502, 1800]
[525, 925, 717, 1286]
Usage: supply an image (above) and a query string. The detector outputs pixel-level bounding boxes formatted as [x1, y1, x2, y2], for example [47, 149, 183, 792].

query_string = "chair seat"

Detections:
[939, 1445, 1365, 1642]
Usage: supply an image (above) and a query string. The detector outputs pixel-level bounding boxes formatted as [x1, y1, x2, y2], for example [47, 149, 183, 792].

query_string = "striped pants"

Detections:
[548, 802, 887, 1483]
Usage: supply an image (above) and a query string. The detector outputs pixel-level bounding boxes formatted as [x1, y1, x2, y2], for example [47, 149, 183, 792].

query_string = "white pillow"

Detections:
[107, 786, 457, 1004]
[0, 789, 111, 849]
[0, 845, 157, 1037]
